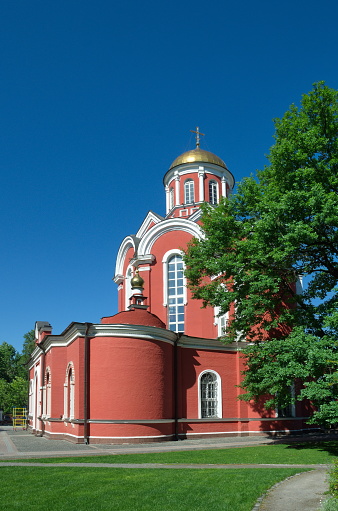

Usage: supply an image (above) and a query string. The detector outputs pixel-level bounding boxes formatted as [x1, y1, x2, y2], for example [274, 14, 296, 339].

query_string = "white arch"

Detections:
[114, 236, 138, 281]
[138, 218, 203, 256]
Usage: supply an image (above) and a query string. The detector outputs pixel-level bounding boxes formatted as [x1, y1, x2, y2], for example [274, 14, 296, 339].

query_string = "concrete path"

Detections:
[256, 468, 329, 511]
[0, 426, 333, 510]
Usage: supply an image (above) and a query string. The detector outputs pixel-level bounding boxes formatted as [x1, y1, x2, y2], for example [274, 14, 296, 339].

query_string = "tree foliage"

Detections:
[184, 82, 338, 427]
[0, 329, 35, 413]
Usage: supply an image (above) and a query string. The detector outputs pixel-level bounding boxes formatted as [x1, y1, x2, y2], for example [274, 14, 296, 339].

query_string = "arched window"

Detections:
[64, 363, 75, 420]
[184, 179, 194, 204]
[215, 307, 229, 337]
[167, 254, 185, 332]
[125, 266, 133, 310]
[199, 371, 222, 418]
[169, 187, 174, 210]
[28, 379, 33, 418]
[44, 369, 51, 418]
[209, 180, 218, 205]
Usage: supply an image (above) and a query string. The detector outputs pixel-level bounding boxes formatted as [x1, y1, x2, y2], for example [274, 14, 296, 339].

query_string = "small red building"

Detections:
[28, 137, 310, 443]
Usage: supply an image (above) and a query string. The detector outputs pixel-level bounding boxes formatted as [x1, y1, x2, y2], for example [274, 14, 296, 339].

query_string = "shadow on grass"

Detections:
[284, 441, 338, 457]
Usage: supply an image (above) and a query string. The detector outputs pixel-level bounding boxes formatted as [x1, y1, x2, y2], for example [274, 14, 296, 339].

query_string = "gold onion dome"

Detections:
[131, 270, 144, 289]
[169, 147, 227, 170]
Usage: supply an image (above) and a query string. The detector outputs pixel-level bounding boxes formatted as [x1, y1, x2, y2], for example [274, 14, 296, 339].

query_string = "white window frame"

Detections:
[198, 370, 222, 419]
[125, 265, 133, 310]
[276, 384, 296, 418]
[166, 253, 185, 332]
[214, 307, 229, 337]
[169, 187, 174, 210]
[162, 250, 187, 306]
[209, 179, 219, 205]
[184, 179, 194, 204]
[64, 362, 75, 420]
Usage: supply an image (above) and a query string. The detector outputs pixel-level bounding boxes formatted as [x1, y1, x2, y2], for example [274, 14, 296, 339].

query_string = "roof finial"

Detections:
[190, 126, 205, 148]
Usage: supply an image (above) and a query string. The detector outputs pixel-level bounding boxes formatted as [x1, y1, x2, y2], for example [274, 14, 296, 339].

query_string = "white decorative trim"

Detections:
[221, 176, 227, 198]
[136, 211, 163, 239]
[137, 218, 203, 255]
[125, 265, 133, 310]
[198, 168, 205, 202]
[198, 370, 222, 419]
[114, 236, 137, 279]
[178, 335, 239, 351]
[175, 173, 180, 206]
[165, 185, 170, 214]
[189, 208, 203, 223]
[38, 323, 177, 354]
[129, 254, 156, 267]
[164, 162, 235, 191]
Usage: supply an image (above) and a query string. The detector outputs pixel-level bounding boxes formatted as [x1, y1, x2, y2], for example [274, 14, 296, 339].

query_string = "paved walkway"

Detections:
[0, 426, 333, 510]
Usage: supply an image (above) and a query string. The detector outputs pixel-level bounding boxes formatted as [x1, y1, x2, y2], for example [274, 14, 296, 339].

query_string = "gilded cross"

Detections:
[190, 127, 205, 148]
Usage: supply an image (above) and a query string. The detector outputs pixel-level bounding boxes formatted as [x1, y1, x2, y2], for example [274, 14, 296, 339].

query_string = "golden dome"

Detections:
[169, 148, 227, 170]
[131, 270, 144, 289]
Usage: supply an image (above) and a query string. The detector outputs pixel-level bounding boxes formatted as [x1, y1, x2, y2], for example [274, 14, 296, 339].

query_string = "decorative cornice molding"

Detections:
[136, 211, 164, 239]
[37, 322, 178, 353]
[178, 335, 240, 351]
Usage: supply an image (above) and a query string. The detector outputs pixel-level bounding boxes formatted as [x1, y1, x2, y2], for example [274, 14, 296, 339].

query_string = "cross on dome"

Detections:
[190, 126, 205, 148]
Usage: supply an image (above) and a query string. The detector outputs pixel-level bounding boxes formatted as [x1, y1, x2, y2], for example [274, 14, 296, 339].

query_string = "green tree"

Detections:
[0, 342, 21, 382]
[0, 377, 28, 413]
[184, 82, 338, 427]
[20, 329, 36, 368]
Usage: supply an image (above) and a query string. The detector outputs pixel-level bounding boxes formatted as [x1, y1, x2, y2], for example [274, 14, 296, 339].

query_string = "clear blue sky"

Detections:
[1, 0, 338, 352]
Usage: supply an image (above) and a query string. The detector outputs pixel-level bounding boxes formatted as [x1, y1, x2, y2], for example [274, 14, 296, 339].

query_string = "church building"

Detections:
[28, 131, 310, 443]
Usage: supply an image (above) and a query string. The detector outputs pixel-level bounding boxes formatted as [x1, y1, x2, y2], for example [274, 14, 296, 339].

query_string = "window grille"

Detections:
[209, 180, 218, 205]
[169, 187, 174, 210]
[200, 372, 218, 418]
[184, 180, 194, 204]
[167, 254, 185, 332]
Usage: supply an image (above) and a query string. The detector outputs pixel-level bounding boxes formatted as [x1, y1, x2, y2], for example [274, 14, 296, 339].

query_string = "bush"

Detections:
[330, 460, 338, 499]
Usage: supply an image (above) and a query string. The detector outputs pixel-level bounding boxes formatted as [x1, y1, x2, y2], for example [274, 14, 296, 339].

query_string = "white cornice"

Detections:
[164, 162, 235, 190]
[130, 254, 156, 267]
[178, 335, 240, 351]
[38, 322, 178, 353]
[136, 211, 164, 239]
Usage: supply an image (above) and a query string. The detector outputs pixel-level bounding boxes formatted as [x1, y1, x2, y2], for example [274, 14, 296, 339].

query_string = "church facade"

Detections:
[28, 136, 311, 443]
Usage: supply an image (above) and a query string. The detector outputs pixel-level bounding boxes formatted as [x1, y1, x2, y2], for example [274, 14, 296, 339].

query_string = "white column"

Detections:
[165, 185, 170, 214]
[221, 176, 227, 198]
[175, 173, 180, 206]
[198, 167, 205, 202]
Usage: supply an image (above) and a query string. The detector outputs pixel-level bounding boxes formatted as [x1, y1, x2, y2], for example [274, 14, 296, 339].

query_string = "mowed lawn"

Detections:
[1, 442, 335, 511]
[1, 466, 308, 511]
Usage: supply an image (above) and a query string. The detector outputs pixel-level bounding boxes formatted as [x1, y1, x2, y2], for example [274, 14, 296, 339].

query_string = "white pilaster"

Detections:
[221, 176, 227, 198]
[198, 167, 205, 202]
[175, 172, 180, 206]
[165, 185, 170, 214]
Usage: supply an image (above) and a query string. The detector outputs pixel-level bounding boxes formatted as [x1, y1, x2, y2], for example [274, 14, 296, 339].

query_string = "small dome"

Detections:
[101, 309, 166, 329]
[131, 270, 144, 289]
[169, 148, 227, 170]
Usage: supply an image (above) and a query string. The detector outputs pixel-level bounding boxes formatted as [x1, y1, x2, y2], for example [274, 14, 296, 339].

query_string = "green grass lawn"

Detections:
[12, 441, 338, 465]
[1, 466, 309, 511]
[2, 442, 335, 510]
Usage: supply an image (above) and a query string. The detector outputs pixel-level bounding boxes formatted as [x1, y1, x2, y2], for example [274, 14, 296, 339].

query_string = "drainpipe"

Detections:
[174, 334, 180, 441]
[83, 322, 92, 445]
